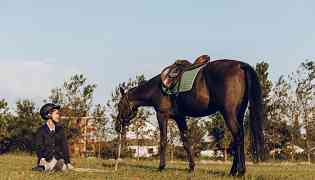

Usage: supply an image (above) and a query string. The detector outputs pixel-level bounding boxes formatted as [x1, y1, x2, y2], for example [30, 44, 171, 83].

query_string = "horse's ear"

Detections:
[119, 87, 125, 96]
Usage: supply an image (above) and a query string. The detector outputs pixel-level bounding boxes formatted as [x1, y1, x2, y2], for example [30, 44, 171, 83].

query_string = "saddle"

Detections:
[161, 55, 210, 89]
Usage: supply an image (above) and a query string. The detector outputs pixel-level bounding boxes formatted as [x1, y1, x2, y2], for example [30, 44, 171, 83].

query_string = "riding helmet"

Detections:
[40, 103, 61, 120]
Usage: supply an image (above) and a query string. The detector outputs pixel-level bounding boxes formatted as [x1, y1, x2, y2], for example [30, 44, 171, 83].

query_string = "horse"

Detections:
[116, 59, 265, 176]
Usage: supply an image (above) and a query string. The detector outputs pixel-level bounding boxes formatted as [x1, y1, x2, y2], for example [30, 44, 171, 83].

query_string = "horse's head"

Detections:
[115, 87, 138, 133]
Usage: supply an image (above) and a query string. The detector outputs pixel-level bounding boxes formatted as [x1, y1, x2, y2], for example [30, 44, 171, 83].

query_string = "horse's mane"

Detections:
[128, 75, 160, 95]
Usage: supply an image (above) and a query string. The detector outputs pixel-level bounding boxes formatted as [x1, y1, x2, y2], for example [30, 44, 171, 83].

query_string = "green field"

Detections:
[0, 154, 315, 180]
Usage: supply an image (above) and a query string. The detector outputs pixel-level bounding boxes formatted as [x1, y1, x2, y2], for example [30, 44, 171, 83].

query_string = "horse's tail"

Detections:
[242, 63, 265, 162]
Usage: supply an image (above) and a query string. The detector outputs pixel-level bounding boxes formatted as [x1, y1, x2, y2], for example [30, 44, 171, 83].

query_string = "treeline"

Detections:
[0, 60, 314, 162]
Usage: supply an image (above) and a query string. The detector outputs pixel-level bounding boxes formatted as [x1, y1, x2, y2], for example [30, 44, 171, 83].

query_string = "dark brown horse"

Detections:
[116, 59, 264, 176]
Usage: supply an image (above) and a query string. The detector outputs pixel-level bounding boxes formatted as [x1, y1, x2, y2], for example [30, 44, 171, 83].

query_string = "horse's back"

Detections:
[206, 59, 245, 73]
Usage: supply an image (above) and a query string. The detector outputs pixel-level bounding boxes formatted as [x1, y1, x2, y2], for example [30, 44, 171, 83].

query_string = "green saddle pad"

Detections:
[162, 65, 206, 95]
[179, 65, 205, 92]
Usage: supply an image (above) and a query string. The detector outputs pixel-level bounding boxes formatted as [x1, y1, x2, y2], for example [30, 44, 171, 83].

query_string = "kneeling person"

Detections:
[33, 103, 74, 172]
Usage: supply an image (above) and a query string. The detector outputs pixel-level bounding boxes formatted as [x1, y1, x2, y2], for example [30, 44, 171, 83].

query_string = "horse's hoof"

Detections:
[188, 165, 195, 173]
[237, 169, 246, 177]
[237, 172, 245, 177]
[229, 169, 237, 176]
[158, 165, 165, 172]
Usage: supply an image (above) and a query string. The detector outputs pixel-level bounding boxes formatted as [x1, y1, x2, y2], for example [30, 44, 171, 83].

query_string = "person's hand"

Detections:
[66, 163, 74, 170]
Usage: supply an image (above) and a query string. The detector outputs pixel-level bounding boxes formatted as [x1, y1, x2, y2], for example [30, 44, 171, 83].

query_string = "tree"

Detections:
[0, 99, 11, 139]
[6, 99, 43, 152]
[291, 60, 315, 163]
[168, 119, 179, 162]
[255, 61, 273, 116]
[187, 117, 207, 158]
[267, 76, 291, 159]
[254, 61, 273, 156]
[47, 74, 98, 156]
[92, 104, 109, 158]
[287, 78, 302, 161]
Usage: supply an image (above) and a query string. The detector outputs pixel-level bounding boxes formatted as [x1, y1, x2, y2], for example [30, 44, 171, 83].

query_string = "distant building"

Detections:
[270, 145, 305, 155]
[68, 117, 159, 158]
[128, 145, 159, 158]
[125, 138, 159, 158]
[200, 149, 224, 158]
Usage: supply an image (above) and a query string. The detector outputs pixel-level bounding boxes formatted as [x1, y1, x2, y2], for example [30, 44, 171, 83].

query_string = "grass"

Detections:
[1, 154, 315, 180]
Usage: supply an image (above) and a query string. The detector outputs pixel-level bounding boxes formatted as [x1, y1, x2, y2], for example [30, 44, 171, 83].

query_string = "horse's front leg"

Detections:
[157, 113, 168, 171]
[175, 116, 195, 172]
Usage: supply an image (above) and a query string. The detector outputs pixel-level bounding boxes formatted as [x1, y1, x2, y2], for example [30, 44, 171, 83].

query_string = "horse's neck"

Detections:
[129, 87, 152, 107]
[129, 76, 160, 107]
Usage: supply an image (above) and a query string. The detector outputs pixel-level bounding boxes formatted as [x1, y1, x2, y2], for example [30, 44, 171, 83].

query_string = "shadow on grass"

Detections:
[130, 164, 191, 172]
[102, 161, 192, 173]
[206, 169, 227, 177]
[102, 161, 229, 178]
[101, 162, 115, 168]
[100, 160, 231, 179]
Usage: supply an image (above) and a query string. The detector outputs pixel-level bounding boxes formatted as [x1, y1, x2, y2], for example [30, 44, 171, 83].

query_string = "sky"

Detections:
[0, 0, 315, 109]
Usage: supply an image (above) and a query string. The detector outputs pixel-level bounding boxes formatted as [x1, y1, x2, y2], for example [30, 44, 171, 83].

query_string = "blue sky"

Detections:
[0, 0, 314, 108]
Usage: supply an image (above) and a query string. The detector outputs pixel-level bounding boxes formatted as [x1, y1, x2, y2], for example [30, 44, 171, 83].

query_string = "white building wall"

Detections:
[128, 146, 159, 158]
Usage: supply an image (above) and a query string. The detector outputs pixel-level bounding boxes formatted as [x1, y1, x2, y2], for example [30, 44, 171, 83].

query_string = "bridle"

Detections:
[124, 94, 134, 114]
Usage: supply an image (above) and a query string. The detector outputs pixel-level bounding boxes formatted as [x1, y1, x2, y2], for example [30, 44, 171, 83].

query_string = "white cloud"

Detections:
[0, 59, 79, 107]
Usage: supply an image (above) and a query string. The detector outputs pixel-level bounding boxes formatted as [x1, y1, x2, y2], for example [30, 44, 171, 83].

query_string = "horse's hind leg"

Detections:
[236, 100, 248, 176]
[222, 109, 246, 176]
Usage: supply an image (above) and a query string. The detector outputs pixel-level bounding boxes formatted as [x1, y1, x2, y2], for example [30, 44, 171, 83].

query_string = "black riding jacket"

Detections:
[35, 123, 70, 164]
